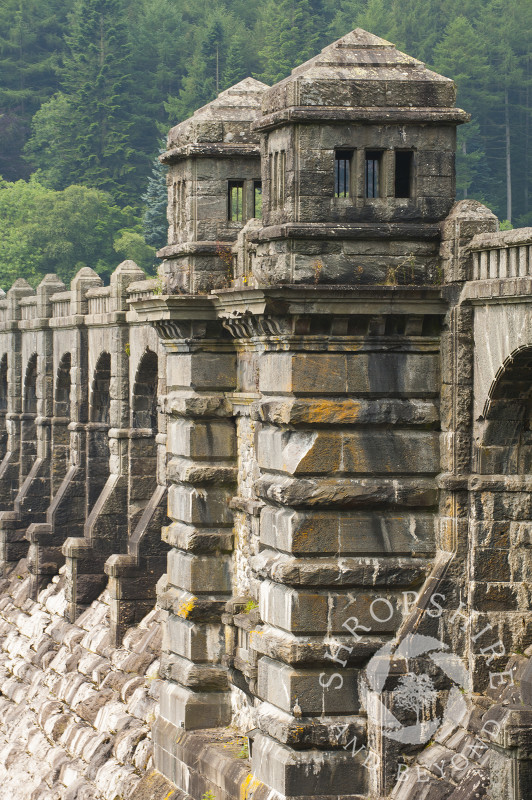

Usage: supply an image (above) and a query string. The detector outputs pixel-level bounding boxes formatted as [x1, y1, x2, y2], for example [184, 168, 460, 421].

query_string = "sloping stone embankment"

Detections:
[0, 560, 181, 800]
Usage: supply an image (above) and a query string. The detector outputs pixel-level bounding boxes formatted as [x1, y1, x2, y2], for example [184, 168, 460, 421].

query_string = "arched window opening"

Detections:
[0, 354, 7, 413]
[0, 355, 8, 460]
[23, 354, 38, 415]
[129, 349, 159, 533]
[90, 352, 111, 425]
[55, 353, 71, 419]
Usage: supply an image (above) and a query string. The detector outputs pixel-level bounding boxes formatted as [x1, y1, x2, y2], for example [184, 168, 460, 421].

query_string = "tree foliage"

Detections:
[0, 178, 151, 288]
[0, 0, 532, 290]
[142, 153, 168, 252]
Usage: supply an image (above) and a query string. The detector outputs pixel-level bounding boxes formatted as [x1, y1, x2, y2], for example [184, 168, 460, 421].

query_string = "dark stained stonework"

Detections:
[0, 27, 530, 800]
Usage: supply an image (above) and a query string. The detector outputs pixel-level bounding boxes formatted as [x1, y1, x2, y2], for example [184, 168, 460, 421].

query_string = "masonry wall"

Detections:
[0, 30, 531, 800]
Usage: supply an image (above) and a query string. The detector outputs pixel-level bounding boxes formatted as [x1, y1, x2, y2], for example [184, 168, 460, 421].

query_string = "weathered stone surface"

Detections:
[0, 24, 530, 800]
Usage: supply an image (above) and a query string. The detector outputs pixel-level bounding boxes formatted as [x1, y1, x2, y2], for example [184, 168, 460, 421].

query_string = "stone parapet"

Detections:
[0, 26, 531, 800]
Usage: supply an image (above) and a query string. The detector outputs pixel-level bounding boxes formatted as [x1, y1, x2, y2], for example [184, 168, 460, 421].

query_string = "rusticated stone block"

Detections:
[168, 419, 235, 460]
[259, 580, 405, 634]
[168, 485, 233, 526]
[167, 550, 232, 594]
[252, 732, 367, 797]
[164, 615, 225, 663]
[257, 656, 360, 715]
[259, 352, 439, 396]
[158, 682, 231, 731]
[167, 353, 236, 391]
[257, 427, 439, 475]
[260, 506, 435, 555]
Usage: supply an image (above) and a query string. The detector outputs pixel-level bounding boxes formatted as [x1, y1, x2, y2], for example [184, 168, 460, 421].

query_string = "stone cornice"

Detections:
[254, 222, 441, 242]
[253, 106, 470, 132]
[161, 142, 260, 163]
[214, 284, 447, 318]
[157, 241, 233, 259]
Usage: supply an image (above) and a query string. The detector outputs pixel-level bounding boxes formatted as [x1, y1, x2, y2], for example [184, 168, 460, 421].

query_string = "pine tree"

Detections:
[142, 153, 168, 250]
[478, 0, 527, 222]
[256, 0, 319, 85]
[0, 0, 68, 179]
[166, 13, 232, 123]
[387, 0, 451, 63]
[222, 31, 248, 90]
[63, 0, 152, 203]
[433, 16, 492, 200]
[25, 0, 155, 204]
[128, 0, 190, 105]
[344, 0, 393, 42]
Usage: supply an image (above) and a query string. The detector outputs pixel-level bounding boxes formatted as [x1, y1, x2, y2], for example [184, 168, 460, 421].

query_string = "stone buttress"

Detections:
[134, 28, 468, 800]
[0, 26, 529, 800]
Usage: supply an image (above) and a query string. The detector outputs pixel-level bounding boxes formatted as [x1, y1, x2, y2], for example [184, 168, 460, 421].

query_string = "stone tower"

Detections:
[0, 25, 530, 800]
[158, 78, 268, 294]
[247, 29, 468, 287]
[138, 28, 471, 800]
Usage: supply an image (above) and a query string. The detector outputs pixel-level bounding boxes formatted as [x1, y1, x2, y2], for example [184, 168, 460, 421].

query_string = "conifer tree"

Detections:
[222, 31, 248, 90]
[478, 0, 527, 222]
[0, 0, 68, 178]
[142, 153, 168, 250]
[329, 0, 391, 42]
[256, 0, 319, 85]
[26, 0, 153, 205]
[433, 16, 492, 200]
[165, 13, 232, 123]
[388, 0, 451, 63]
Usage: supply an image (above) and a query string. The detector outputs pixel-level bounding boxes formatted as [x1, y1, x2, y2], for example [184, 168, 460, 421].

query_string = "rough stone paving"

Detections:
[0, 26, 531, 800]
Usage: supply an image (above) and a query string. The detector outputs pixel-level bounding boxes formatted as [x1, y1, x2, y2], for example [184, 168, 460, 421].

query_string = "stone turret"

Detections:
[159, 78, 268, 294]
[248, 29, 468, 286]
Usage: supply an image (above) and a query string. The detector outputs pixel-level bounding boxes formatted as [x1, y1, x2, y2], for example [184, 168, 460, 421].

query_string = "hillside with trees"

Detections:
[0, 0, 531, 287]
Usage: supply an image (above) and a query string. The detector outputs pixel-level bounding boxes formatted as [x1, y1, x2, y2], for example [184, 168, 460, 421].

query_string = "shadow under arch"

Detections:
[87, 351, 111, 512]
[21, 353, 38, 479]
[129, 348, 159, 532]
[0, 355, 8, 460]
[132, 348, 158, 431]
[469, 345, 532, 681]
[105, 346, 169, 645]
[52, 352, 72, 496]
[476, 345, 532, 475]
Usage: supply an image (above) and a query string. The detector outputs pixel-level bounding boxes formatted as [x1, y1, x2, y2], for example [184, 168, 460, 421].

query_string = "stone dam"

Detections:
[0, 27, 531, 800]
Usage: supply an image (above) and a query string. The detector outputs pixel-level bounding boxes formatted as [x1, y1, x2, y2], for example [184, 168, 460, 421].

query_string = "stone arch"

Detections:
[132, 348, 158, 430]
[52, 352, 72, 495]
[129, 349, 159, 532]
[476, 345, 532, 475]
[21, 353, 38, 478]
[0, 355, 8, 460]
[87, 352, 111, 512]
[23, 354, 38, 415]
[90, 352, 111, 425]
[470, 346, 532, 681]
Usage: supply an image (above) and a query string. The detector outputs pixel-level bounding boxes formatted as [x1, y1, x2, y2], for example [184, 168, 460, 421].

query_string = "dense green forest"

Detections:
[0, 0, 531, 287]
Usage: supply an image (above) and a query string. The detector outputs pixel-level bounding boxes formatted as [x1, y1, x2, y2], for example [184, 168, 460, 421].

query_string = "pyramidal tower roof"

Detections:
[166, 78, 269, 152]
[260, 28, 462, 119]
